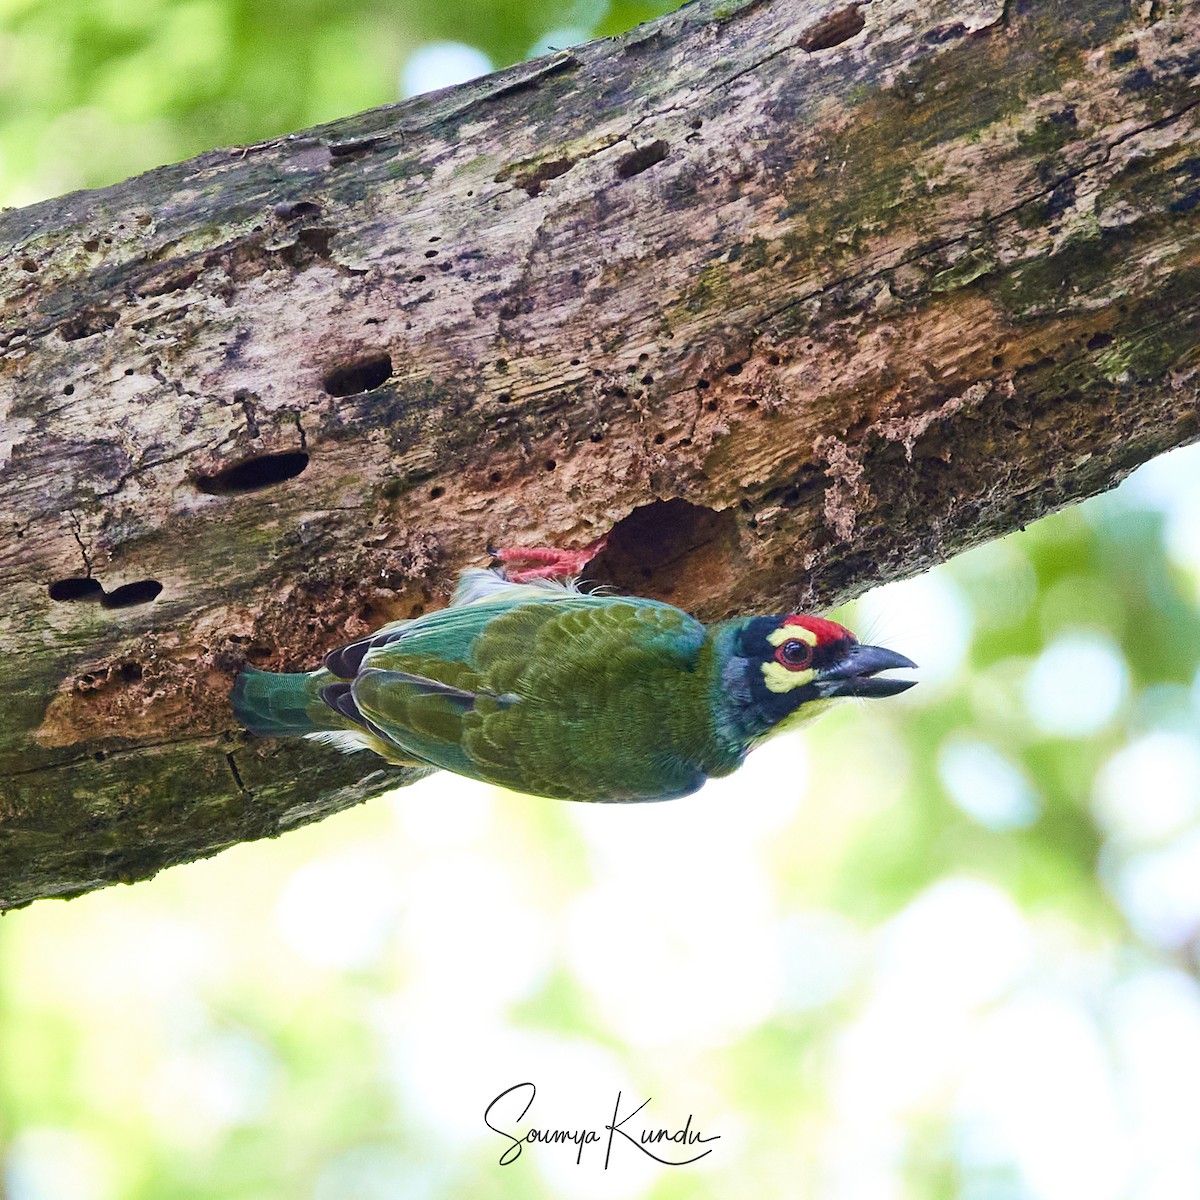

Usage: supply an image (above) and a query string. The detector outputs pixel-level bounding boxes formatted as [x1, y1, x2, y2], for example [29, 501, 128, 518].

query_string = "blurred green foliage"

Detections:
[0, 0, 679, 206]
[5, 2, 1200, 1198]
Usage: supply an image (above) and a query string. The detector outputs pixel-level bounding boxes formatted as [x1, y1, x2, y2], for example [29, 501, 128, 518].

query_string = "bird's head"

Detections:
[723, 613, 917, 740]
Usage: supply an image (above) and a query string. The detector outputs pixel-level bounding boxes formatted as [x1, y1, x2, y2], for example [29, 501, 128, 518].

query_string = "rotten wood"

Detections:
[2, 0, 1200, 907]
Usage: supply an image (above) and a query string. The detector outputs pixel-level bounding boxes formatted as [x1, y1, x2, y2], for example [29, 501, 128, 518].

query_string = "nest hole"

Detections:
[799, 5, 866, 52]
[197, 451, 310, 495]
[60, 308, 120, 342]
[48, 577, 103, 602]
[102, 580, 163, 609]
[617, 140, 670, 179]
[587, 499, 739, 604]
[323, 352, 393, 396]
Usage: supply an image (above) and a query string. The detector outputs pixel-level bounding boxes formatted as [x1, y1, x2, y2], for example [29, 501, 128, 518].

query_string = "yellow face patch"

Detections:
[762, 660, 816, 694]
[774, 697, 836, 733]
[762, 623, 820, 693]
[766, 625, 818, 648]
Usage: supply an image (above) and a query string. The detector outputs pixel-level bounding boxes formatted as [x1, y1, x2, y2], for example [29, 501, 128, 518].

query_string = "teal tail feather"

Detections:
[231, 666, 333, 737]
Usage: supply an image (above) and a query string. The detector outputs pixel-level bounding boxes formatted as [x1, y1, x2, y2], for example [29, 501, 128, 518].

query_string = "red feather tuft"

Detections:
[782, 614, 854, 645]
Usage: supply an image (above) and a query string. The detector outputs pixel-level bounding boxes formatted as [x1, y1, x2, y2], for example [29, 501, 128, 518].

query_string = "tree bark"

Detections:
[2, 0, 1199, 908]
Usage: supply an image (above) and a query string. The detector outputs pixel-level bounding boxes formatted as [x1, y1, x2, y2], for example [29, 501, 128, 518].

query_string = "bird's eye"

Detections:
[776, 639, 812, 669]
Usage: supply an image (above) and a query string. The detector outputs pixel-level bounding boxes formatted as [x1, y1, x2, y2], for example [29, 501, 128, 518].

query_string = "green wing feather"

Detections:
[351, 595, 718, 801]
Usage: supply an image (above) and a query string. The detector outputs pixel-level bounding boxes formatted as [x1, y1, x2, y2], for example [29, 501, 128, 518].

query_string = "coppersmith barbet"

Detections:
[231, 568, 916, 802]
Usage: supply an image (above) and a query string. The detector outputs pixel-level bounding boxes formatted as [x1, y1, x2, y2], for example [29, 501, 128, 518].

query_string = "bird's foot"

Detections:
[489, 536, 608, 583]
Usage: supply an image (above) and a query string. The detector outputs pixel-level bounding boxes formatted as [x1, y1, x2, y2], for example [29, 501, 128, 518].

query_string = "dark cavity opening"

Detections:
[511, 157, 576, 197]
[587, 499, 739, 605]
[102, 580, 163, 609]
[49, 577, 103, 602]
[197, 451, 310, 495]
[293, 226, 335, 259]
[323, 353, 393, 396]
[60, 308, 120, 342]
[799, 5, 866, 52]
[617, 140, 670, 179]
[273, 199, 323, 221]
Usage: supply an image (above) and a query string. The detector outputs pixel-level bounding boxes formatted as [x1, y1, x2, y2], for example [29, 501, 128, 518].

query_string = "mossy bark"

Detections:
[3, 0, 1200, 907]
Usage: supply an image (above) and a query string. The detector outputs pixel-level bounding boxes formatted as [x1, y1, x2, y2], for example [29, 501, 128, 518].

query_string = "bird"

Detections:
[231, 551, 916, 803]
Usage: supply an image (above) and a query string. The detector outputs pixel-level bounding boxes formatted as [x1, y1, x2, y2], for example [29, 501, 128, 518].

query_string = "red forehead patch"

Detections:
[783, 614, 854, 645]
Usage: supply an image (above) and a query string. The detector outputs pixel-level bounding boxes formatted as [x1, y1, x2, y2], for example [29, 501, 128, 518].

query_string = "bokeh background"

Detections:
[5, 2, 1200, 1197]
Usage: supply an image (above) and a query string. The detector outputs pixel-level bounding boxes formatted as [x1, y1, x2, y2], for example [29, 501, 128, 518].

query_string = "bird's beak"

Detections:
[815, 644, 918, 699]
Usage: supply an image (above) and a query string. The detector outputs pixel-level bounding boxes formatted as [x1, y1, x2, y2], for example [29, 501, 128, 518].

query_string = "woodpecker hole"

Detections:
[102, 580, 163, 608]
[322, 352, 393, 396]
[48, 577, 162, 607]
[48, 577, 103, 602]
[617, 140, 670, 179]
[799, 5, 866, 52]
[273, 199, 323, 221]
[197, 452, 310, 495]
[497, 153, 578, 196]
[60, 308, 120, 341]
[291, 226, 335, 260]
